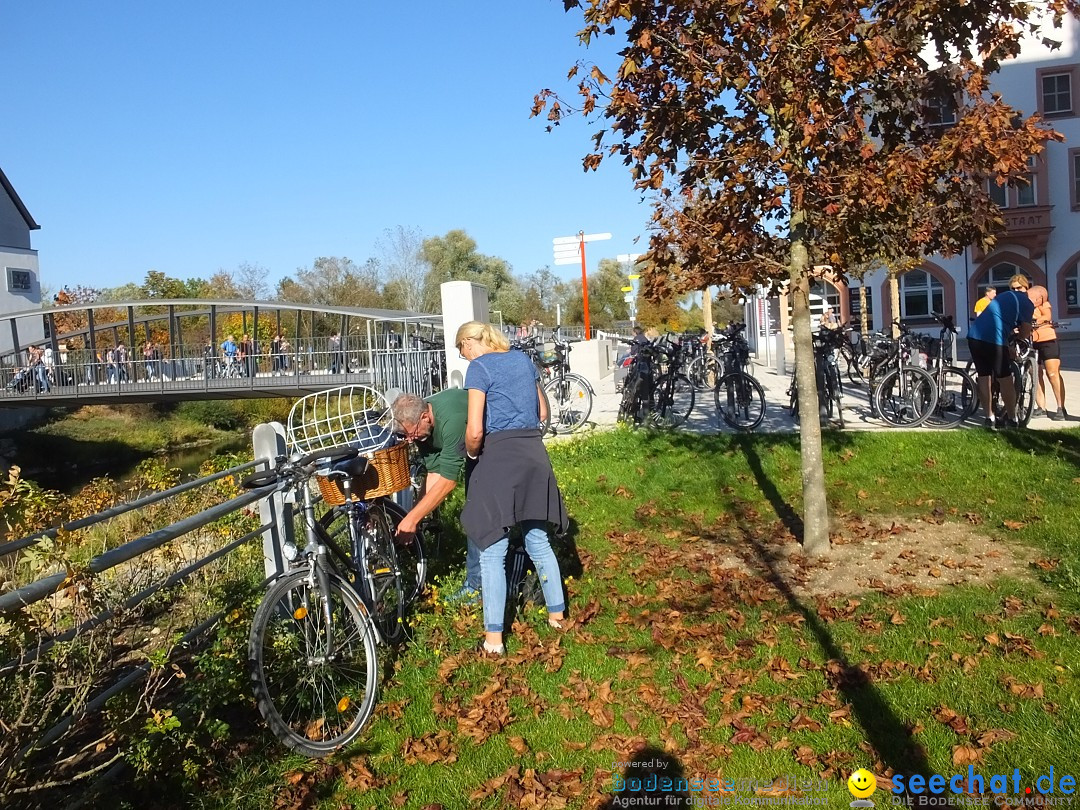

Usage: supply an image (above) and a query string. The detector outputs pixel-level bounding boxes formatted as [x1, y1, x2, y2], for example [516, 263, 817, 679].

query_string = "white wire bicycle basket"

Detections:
[286, 385, 395, 455]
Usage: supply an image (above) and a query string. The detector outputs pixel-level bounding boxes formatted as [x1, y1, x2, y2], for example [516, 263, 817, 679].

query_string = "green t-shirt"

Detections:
[418, 388, 468, 481]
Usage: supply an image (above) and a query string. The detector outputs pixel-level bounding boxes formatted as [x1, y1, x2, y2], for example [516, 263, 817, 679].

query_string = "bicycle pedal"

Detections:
[374, 567, 391, 575]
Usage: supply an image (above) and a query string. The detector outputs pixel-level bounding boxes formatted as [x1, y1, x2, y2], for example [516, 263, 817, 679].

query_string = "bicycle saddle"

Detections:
[328, 455, 369, 479]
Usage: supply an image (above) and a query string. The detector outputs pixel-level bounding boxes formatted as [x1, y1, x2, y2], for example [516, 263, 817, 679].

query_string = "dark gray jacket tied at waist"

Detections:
[461, 428, 568, 551]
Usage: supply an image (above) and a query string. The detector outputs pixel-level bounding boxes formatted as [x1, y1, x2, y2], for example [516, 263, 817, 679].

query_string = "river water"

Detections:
[41, 435, 251, 495]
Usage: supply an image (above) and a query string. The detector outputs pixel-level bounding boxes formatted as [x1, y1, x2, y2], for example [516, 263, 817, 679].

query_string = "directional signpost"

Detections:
[553, 231, 612, 340]
[618, 253, 642, 327]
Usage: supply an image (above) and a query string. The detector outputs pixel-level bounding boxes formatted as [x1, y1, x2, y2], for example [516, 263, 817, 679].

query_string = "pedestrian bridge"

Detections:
[0, 299, 445, 408]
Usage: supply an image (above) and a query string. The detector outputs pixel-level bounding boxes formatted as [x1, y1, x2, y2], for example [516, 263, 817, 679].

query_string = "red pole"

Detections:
[579, 231, 591, 340]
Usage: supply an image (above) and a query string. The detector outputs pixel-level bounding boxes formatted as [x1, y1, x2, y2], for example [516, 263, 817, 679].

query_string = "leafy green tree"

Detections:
[276, 257, 383, 310]
[419, 230, 517, 315]
[538, 0, 1070, 554]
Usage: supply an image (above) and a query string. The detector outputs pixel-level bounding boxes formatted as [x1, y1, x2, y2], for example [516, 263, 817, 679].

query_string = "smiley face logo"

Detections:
[848, 769, 877, 799]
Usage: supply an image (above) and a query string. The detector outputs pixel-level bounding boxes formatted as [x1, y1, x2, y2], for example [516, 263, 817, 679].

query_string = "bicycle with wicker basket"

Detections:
[242, 386, 427, 756]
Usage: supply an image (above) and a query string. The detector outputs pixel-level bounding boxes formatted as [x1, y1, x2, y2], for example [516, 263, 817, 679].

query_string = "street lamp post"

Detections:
[553, 231, 612, 341]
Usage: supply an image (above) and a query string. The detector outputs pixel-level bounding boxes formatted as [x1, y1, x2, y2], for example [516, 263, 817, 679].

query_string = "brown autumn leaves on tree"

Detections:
[534, 0, 1079, 555]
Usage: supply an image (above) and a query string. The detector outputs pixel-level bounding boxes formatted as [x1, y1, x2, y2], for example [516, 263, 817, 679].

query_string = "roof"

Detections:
[0, 167, 40, 231]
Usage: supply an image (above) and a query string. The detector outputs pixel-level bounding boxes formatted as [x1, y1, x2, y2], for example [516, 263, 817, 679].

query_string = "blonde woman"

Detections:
[1028, 286, 1067, 420]
[457, 320, 567, 656]
[1009, 273, 1031, 293]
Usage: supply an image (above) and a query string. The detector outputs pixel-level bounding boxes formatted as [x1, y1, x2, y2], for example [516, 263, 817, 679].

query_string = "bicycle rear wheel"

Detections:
[537, 383, 551, 437]
[826, 364, 845, 428]
[872, 366, 938, 428]
[687, 355, 722, 392]
[715, 372, 766, 431]
[249, 569, 378, 757]
[544, 373, 593, 433]
[926, 366, 977, 428]
[649, 374, 694, 429]
[618, 375, 642, 425]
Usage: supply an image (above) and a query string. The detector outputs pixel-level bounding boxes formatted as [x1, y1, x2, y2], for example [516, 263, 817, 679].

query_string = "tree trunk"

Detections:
[789, 216, 830, 556]
[859, 285, 868, 335]
[703, 286, 713, 336]
[889, 270, 900, 339]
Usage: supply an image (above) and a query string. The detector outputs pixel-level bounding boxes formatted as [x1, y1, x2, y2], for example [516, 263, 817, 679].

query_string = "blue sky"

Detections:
[3, 1, 650, 294]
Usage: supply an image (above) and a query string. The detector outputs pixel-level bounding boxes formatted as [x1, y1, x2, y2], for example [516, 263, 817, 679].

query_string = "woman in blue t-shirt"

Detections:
[457, 320, 567, 657]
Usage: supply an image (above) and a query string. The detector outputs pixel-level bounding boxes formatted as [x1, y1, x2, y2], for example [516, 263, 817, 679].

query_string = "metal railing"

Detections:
[0, 340, 446, 404]
[0, 423, 296, 803]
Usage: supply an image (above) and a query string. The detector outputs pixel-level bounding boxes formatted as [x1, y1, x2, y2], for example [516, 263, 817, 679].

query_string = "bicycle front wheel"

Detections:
[1013, 361, 1035, 427]
[359, 503, 407, 645]
[649, 374, 694, 429]
[380, 500, 428, 608]
[249, 569, 378, 757]
[715, 372, 766, 431]
[544, 373, 593, 433]
[926, 366, 978, 428]
[872, 366, 938, 428]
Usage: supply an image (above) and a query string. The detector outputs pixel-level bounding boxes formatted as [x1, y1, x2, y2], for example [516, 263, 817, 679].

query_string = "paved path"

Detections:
[574, 358, 1080, 435]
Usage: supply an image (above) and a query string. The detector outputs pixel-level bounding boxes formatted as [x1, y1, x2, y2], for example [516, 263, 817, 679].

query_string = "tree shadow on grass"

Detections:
[737, 437, 953, 808]
[997, 426, 1080, 472]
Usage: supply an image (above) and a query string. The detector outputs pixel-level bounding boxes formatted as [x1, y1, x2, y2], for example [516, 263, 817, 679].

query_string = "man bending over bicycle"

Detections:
[967, 285, 1037, 430]
[392, 391, 483, 603]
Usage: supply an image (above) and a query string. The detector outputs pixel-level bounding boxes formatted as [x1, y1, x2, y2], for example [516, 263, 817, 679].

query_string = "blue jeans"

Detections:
[479, 520, 564, 633]
[465, 537, 481, 591]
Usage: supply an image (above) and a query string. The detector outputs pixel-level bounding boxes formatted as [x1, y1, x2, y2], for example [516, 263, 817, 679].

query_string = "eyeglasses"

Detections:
[394, 412, 428, 442]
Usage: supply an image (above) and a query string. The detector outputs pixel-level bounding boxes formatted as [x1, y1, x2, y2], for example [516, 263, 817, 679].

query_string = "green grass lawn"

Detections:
[188, 427, 1080, 810]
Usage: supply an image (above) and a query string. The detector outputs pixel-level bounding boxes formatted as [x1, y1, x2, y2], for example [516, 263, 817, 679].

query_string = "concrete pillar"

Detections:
[253, 421, 291, 579]
[440, 281, 489, 389]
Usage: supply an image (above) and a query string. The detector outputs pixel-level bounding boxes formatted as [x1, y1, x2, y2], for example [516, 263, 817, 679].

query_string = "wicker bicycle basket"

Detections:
[287, 385, 393, 455]
[315, 442, 411, 505]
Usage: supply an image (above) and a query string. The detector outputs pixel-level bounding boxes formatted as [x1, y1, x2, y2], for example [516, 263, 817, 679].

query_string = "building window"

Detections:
[7, 268, 33, 293]
[985, 262, 1023, 294]
[1017, 156, 1037, 207]
[1065, 262, 1080, 314]
[925, 92, 957, 129]
[987, 156, 1041, 208]
[1071, 148, 1080, 211]
[1037, 65, 1080, 119]
[1043, 73, 1073, 115]
[809, 279, 841, 311]
[988, 178, 1009, 209]
[899, 269, 944, 319]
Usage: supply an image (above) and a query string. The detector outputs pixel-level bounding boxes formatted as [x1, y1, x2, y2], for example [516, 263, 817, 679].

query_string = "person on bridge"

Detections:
[329, 332, 343, 374]
[240, 334, 254, 377]
[220, 335, 238, 375]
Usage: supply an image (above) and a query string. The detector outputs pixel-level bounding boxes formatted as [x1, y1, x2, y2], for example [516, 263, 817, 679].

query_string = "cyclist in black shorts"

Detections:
[967, 285, 1037, 429]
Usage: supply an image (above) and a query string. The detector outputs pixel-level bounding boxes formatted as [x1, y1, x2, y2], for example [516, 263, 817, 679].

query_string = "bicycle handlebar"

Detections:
[242, 446, 361, 489]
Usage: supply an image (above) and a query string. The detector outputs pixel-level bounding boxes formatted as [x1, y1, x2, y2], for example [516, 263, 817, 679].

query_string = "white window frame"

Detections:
[899, 270, 944, 320]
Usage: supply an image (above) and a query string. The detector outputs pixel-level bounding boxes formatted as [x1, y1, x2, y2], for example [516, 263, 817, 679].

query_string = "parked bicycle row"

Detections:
[606, 310, 1063, 432]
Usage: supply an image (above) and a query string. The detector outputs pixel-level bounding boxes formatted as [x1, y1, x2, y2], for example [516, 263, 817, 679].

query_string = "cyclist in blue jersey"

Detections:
[967, 285, 1037, 429]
